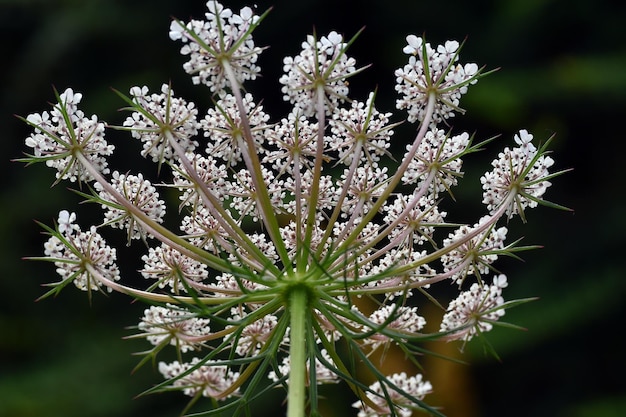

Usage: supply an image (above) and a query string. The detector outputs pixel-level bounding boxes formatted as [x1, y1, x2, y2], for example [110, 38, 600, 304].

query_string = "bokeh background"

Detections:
[1, 0, 624, 416]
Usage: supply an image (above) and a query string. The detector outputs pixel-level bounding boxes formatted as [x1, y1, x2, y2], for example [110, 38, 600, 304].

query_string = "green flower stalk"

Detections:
[19, 1, 570, 416]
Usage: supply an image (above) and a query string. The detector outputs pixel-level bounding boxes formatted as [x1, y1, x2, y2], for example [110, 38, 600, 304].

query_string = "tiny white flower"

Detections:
[57, 210, 77, 235]
[402, 34, 423, 55]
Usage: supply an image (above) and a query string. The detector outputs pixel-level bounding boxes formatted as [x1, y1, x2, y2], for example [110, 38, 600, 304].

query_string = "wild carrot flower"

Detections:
[439, 274, 509, 343]
[93, 171, 166, 242]
[121, 84, 200, 166]
[22, 88, 113, 184]
[279, 30, 364, 116]
[481, 129, 558, 220]
[20, 2, 569, 416]
[137, 304, 212, 352]
[39, 210, 120, 296]
[168, 2, 265, 91]
[395, 35, 481, 124]
[158, 358, 241, 399]
[353, 372, 433, 417]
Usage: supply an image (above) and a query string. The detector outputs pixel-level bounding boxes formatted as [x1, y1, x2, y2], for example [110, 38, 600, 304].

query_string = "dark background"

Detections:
[1, 0, 625, 416]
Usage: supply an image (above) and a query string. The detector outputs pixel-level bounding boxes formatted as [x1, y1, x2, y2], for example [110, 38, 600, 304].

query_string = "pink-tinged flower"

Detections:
[137, 304, 211, 352]
[43, 211, 119, 292]
[94, 171, 166, 241]
[158, 358, 240, 399]
[362, 304, 426, 352]
[353, 372, 432, 417]
[441, 216, 508, 285]
[440, 274, 508, 342]
[140, 243, 209, 293]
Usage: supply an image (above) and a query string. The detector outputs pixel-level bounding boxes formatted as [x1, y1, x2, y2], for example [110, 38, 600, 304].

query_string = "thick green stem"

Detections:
[287, 286, 308, 417]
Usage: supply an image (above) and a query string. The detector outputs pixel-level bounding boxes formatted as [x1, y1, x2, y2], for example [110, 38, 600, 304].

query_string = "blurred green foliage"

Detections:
[1, 0, 625, 416]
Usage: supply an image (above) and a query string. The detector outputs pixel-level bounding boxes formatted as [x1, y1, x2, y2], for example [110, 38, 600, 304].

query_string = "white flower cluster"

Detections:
[138, 304, 212, 352]
[123, 84, 200, 164]
[24, 89, 113, 183]
[280, 30, 358, 116]
[227, 309, 280, 356]
[141, 243, 209, 292]
[353, 372, 432, 417]
[93, 172, 166, 242]
[22, 2, 565, 416]
[395, 36, 479, 124]
[481, 129, 556, 218]
[169, 2, 263, 91]
[402, 128, 471, 195]
[328, 92, 395, 166]
[362, 305, 427, 352]
[440, 274, 509, 342]
[43, 210, 119, 292]
[158, 358, 241, 399]
[441, 216, 508, 284]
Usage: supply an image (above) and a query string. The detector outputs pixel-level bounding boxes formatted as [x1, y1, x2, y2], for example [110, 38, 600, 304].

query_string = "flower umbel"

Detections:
[395, 36, 484, 124]
[34, 210, 120, 300]
[353, 372, 433, 417]
[119, 84, 200, 168]
[22, 88, 113, 184]
[21, 2, 569, 417]
[440, 274, 510, 344]
[169, 2, 267, 91]
[280, 30, 365, 116]
[136, 304, 212, 353]
[481, 129, 561, 221]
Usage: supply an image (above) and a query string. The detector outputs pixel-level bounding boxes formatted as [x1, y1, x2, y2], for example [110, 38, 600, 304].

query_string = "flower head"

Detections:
[24, 88, 113, 184]
[226, 310, 279, 356]
[440, 274, 509, 342]
[121, 84, 200, 166]
[362, 304, 426, 352]
[169, 1, 264, 92]
[402, 128, 470, 195]
[94, 171, 166, 242]
[441, 216, 508, 285]
[23, 4, 567, 417]
[141, 243, 209, 293]
[202, 92, 271, 166]
[137, 304, 212, 352]
[263, 111, 321, 175]
[353, 372, 432, 417]
[42, 211, 119, 293]
[481, 129, 556, 219]
[158, 358, 240, 399]
[395, 36, 480, 124]
[280, 30, 361, 116]
[328, 92, 396, 166]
